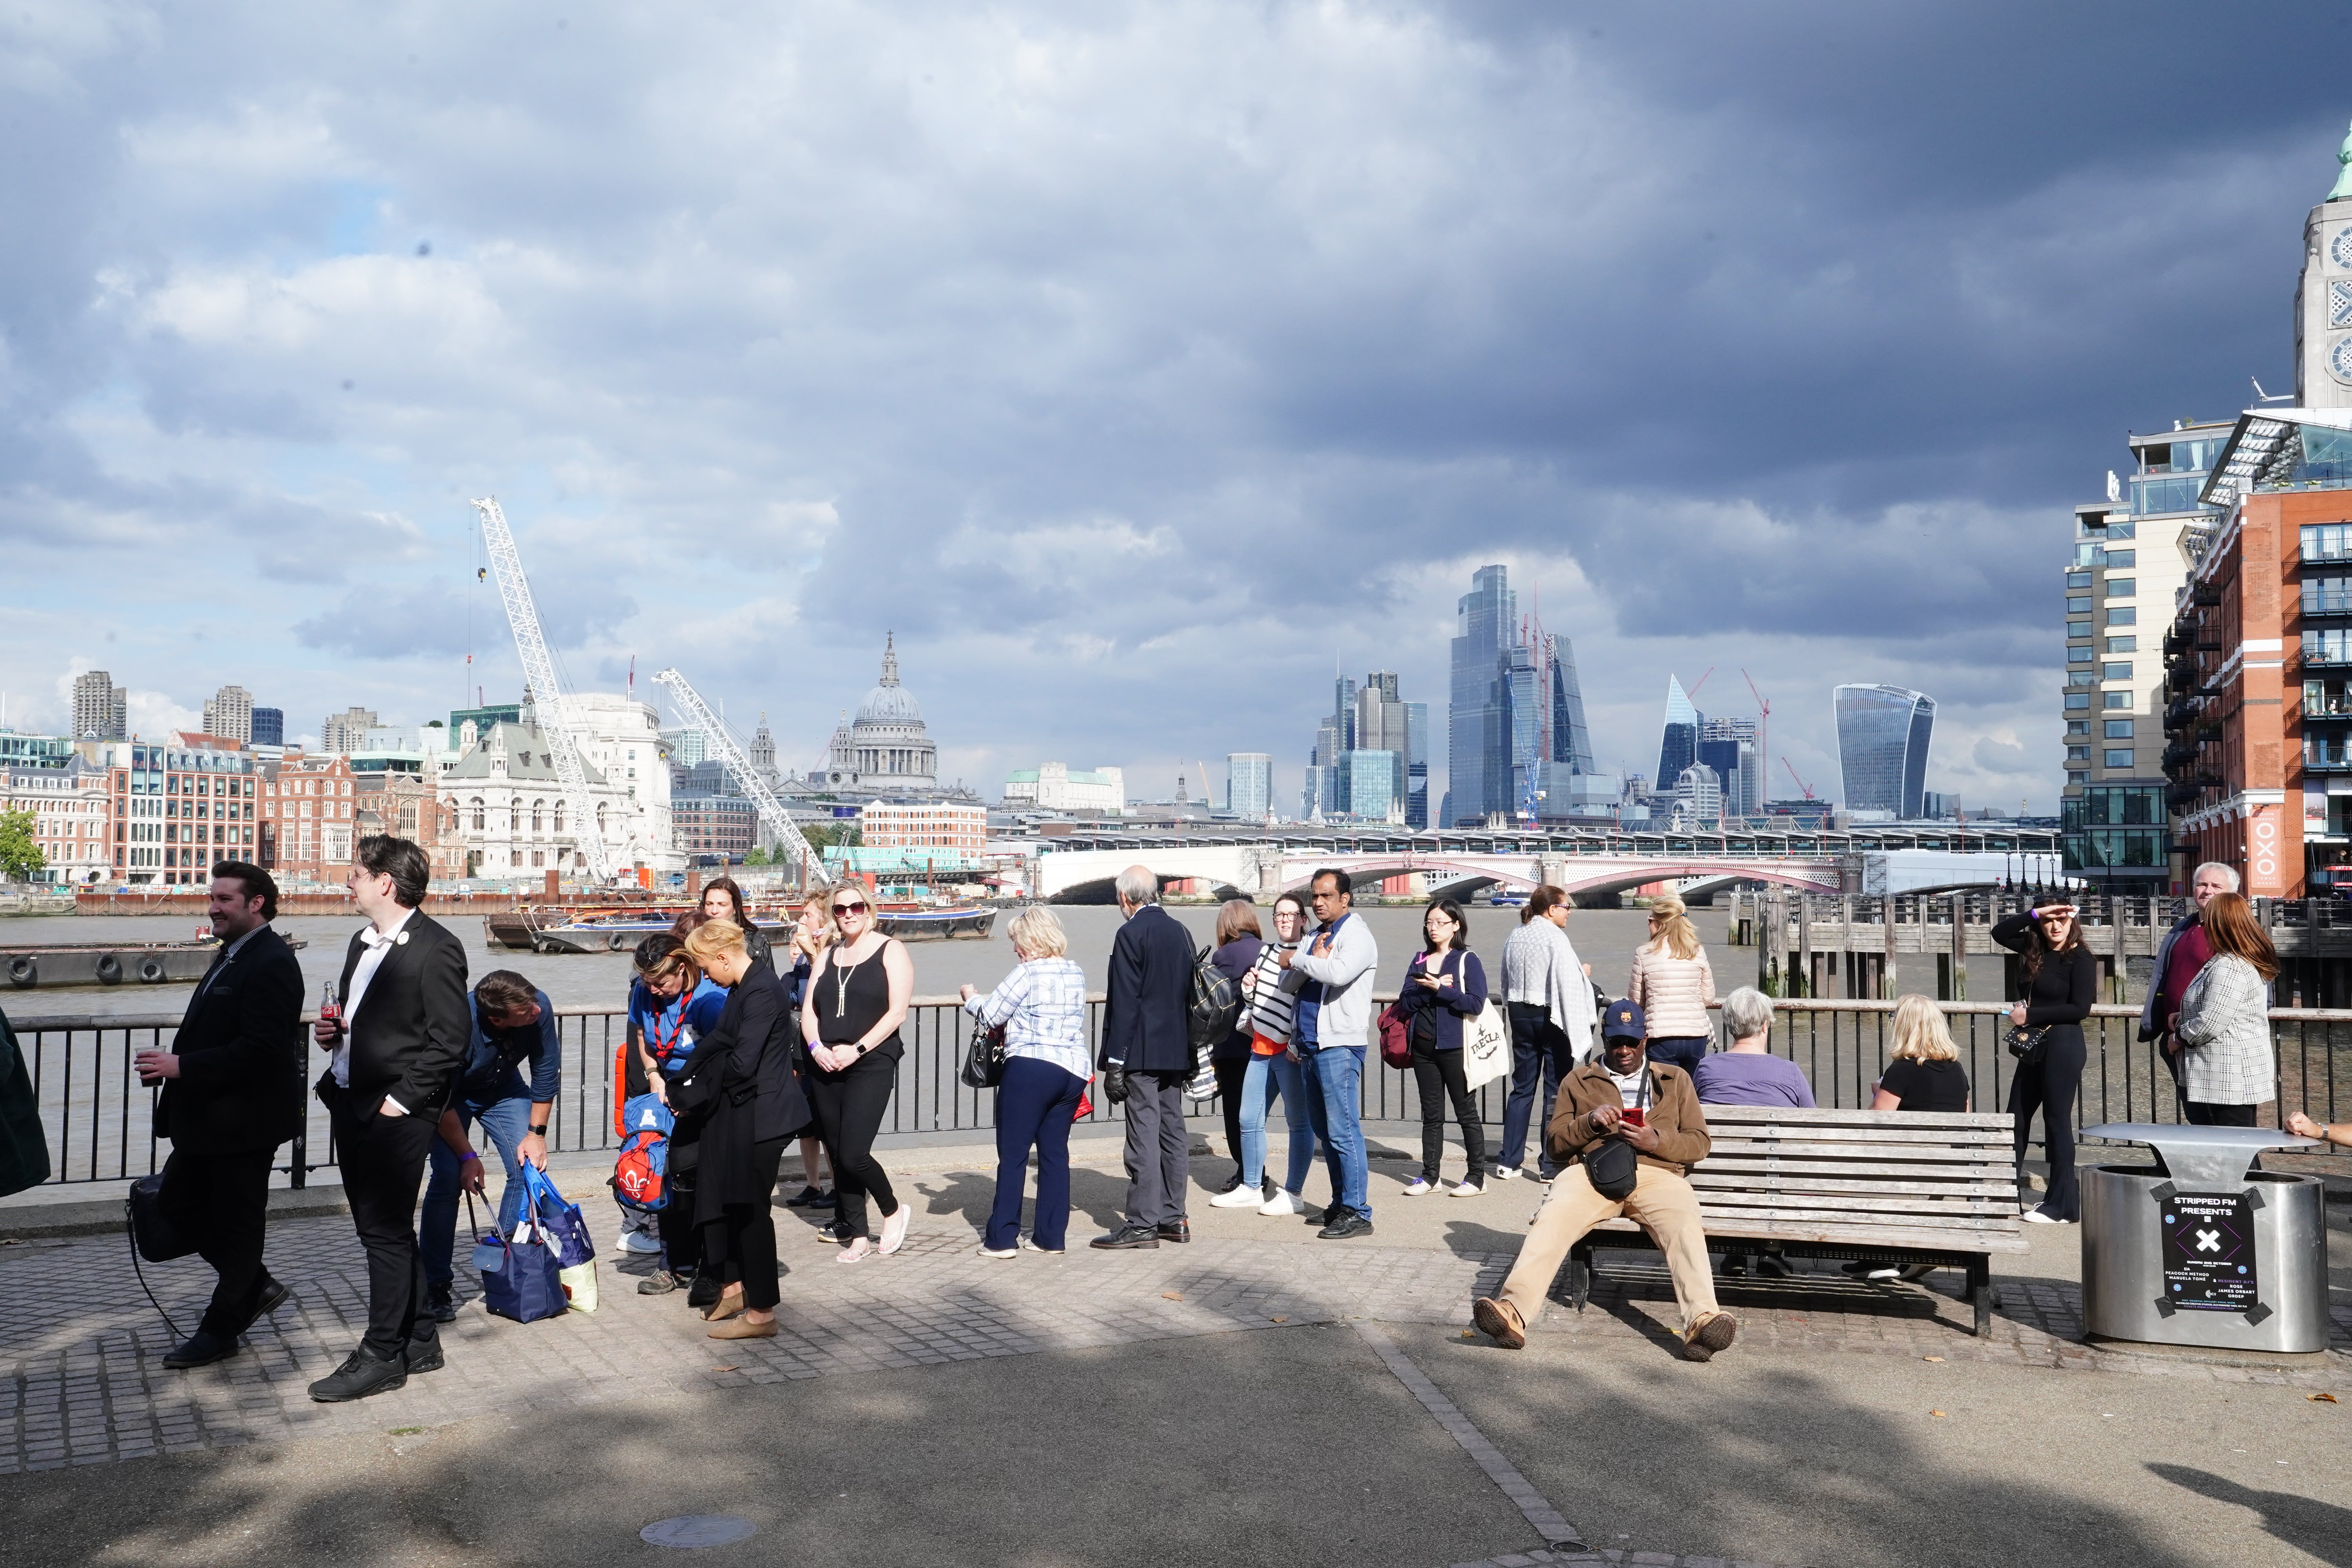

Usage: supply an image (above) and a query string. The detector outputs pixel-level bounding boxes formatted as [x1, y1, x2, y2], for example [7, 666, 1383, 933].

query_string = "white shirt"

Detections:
[1605, 1062, 1650, 1111]
[335, 908, 415, 1111]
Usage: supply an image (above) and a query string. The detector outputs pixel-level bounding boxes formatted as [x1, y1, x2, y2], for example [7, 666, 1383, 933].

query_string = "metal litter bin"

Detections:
[2079, 1123, 2330, 1354]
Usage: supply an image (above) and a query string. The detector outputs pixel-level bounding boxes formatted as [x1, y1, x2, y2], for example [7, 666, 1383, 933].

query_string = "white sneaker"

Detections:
[2022, 1208, 2072, 1225]
[1448, 1180, 1483, 1197]
[1490, 1165, 1522, 1182]
[1258, 1189, 1309, 1217]
[978, 1244, 1018, 1259]
[1210, 1183, 1266, 1208]
[619, 1230, 662, 1255]
[1402, 1178, 1433, 1196]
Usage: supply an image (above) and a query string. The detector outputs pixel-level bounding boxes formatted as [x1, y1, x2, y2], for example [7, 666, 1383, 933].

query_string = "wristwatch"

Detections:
[528, 1124, 548, 1137]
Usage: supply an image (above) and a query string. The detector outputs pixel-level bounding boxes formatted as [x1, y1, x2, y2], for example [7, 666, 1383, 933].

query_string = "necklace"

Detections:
[830, 940, 878, 1018]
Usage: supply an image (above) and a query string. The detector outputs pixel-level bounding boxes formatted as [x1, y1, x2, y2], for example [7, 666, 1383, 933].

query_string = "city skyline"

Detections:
[5, 8, 2347, 818]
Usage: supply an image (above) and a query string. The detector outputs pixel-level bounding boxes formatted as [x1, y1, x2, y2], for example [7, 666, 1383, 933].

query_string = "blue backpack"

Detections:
[613, 1093, 675, 1212]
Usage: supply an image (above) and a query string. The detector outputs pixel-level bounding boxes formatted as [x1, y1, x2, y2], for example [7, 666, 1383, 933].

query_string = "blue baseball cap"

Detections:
[1601, 999, 1646, 1040]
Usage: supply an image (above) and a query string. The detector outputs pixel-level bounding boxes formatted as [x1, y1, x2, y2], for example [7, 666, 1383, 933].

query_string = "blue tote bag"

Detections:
[480, 1208, 568, 1324]
[519, 1160, 597, 1269]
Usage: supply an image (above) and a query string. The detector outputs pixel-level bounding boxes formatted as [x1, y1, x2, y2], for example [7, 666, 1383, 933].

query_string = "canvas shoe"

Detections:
[1257, 1189, 1310, 1217]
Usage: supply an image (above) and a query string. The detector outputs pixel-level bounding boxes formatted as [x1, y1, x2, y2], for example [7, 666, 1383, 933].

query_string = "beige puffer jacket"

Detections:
[1627, 944, 1716, 1040]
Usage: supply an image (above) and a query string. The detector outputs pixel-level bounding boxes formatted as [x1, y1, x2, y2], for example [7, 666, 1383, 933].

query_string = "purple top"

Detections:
[1692, 1051, 1816, 1109]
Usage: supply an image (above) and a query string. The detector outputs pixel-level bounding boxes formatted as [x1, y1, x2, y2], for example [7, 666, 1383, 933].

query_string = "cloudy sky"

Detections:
[5, 1, 2349, 814]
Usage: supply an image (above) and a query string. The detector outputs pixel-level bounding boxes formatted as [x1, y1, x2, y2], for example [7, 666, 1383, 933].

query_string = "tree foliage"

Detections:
[0, 810, 44, 883]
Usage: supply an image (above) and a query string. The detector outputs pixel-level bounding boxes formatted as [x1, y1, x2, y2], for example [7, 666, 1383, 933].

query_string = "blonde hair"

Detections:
[1888, 994, 1959, 1063]
[1644, 894, 1700, 962]
[682, 918, 747, 967]
[1006, 905, 1069, 960]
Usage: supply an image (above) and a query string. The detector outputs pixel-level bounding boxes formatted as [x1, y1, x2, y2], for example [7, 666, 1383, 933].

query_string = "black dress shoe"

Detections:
[1317, 1209, 1373, 1240]
[1156, 1220, 1191, 1243]
[235, 1278, 290, 1336]
[308, 1344, 409, 1403]
[785, 1185, 835, 1209]
[426, 1284, 459, 1324]
[163, 1331, 239, 1370]
[685, 1274, 722, 1310]
[1089, 1222, 1161, 1250]
[403, 1332, 445, 1375]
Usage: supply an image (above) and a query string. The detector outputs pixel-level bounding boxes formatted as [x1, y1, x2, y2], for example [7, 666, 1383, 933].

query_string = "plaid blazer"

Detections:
[2174, 953, 2277, 1107]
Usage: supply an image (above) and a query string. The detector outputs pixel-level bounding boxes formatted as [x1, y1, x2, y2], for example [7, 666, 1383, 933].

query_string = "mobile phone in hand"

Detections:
[1621, 1105, 1646, 1128]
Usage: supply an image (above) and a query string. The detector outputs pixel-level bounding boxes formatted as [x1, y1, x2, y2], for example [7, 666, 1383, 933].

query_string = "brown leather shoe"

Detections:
[1472, 1296, 1526, 1350]
[707, 1316, 778, 1340]
[702, 1285, 746, 1323]
[1683, 1311, 1738, 1362]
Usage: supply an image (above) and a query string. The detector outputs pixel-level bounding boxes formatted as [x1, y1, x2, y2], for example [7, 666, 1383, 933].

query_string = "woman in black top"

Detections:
[799, 884, 915, 1262]
[1993, 904, 2096, 1224]
[1394, 899, 1491, 1196]
[678, 919, 808, 1338]
[699, 876, 775, 972]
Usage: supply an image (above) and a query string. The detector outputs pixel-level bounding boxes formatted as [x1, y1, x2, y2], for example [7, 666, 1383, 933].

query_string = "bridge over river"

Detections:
[1025, 825, 2062, 904]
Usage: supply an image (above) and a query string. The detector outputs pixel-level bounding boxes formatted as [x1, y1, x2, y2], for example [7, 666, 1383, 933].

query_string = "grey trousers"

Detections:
[1122, 1071, 1191, 1227]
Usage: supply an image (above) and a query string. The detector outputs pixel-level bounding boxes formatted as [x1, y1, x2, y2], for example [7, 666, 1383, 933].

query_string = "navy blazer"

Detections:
[1101, 904, 1197, 1074]
[1395, 948, 1490, 1051]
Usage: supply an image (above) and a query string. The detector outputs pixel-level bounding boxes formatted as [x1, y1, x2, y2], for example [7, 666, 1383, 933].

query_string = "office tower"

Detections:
[1698, 716, 1759, 818]
[202, 684, 254, 744]
[1671, 763, 1724, 824]
[321, 707, 380, 756]
[250, 708, 285, 748]
[1404, 701, 1429, 828]
[1227, 752, 1272, 820]
[1339, 750, 1398, 822]
[1655, 676, 1700, 792]
[1447, 565, 1516, 826]
[1834, 684, 1935, 817]
[1356, 671, 1409, 812]
[72, 670, 126, 740]
[659, 725, 707, 768]
[1550, 642, 1596, 773]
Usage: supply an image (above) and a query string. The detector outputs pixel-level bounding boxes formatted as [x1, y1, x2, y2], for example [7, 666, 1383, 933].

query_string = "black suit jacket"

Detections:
[321, 911, 471, 1120]
[155, 925, 305, 1156]
[684, 966, 811, 1217]
[1101, 904, 1197, 1074]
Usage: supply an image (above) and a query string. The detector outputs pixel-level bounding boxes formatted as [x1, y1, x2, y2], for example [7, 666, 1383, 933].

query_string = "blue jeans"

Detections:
[1300, 1044, 1369, 1218]
[420, 1094, 532, 1290]
[1240, 1050, 1320, 1191]
[1646, 1036, 1709, 1075]
[989, 1056, 1086, 1250]
[1500, 1003, 1579, 1178]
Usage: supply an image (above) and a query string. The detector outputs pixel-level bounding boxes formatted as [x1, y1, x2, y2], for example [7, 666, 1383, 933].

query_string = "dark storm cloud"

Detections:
[0, 0, 2344, 806]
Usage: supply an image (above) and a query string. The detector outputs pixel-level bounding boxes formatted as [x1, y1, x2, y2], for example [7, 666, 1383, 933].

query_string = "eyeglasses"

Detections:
[834, 902, 869, 916]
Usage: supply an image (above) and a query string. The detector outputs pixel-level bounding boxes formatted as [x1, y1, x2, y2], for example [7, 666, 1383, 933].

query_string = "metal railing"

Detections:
[10, 996, 2343, 1187]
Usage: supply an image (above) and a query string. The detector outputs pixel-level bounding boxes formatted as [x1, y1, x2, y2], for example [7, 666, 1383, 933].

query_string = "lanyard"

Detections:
[647, 985, 693, 1061]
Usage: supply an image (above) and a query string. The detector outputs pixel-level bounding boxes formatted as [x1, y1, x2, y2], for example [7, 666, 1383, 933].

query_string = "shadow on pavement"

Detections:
[2148, 1464, 2352, 1567]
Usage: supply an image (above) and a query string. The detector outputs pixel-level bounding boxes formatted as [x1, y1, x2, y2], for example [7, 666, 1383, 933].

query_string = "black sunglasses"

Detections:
[834, 901, 869, 915]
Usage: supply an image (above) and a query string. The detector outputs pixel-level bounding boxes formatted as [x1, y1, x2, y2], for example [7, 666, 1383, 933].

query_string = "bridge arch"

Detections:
[1551, 863, 1842, 900]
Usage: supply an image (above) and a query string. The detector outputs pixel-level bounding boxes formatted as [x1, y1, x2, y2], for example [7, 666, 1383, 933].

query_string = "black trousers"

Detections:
[158, 1149, 274, 1339]
[2008, 1031, 2085, 1223]
[2185, 1100, 2260, 1127]
[1212, 1056, 1249, 1173]
[324, 1087, 439, 1357]
[1409, 1036, 1486, 1184]
[806, 1050, 900, 1240]
[661, 1114, 706, 1278]
[701, 1138, 787, 1309]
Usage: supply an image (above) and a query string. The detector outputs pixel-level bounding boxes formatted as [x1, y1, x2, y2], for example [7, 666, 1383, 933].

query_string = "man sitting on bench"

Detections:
[1473, 1000, 1739, 1363]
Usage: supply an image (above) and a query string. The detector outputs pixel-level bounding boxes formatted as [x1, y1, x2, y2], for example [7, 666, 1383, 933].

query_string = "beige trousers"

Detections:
[1498, 1163, 1720, 1332]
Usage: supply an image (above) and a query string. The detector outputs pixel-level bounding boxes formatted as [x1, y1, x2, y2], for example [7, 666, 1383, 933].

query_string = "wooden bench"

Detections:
[1565, 1106, 2028, 1336]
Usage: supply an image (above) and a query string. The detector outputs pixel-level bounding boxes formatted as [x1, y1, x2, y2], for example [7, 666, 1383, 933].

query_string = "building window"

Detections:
[2067, 770, 2090, 787]
[2067, 596, 2092, 614]
[2067, 745, 2091, 762]
[2106, 579, 2135, 599]
[2301, 523, 2352, 562]
[472, 798, 485, 831]
[2068, 647, 2095, 664]
[2102, 693, 2129, 710]
[2105, 549, 2136, 568]
[2101, 662, 2133, 681]
[2104, 720, 2134, 739]
[2067, 620, 2094, 639]
[2106, 636, 2136, 654]
[2106, 607, 2136, 628]
[2067, 572, 2092, 590]
[2067, 671, 2096, 688]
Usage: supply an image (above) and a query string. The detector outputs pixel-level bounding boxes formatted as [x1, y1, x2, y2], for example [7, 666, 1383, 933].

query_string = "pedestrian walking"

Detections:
[960, 906, 1091, 1256]
[1993, 902, 2095, 1225]
[132, 861, 303, 1369]
[1092, 866, 1198, 1250]
[1205, 899, 1265, 1199]
[697, 875, 775, 971]
[1281, 868, 1380, 1239]
[1627, 893, 1715, 1075]
[307, 835, 470, 1404]
[2171, 891, 2279, 1128]
[679, 920, 808, 1339]
[417, 970, 561, 1323]
[1393, 898, 1490, 1196]
[798, 882, 915, 1262]
[626, 933, 726, 1300]
[2141, 863, 2238, 1106]
[1495, 885, 1595, 1182]
[1228, 893, 1323, 1215]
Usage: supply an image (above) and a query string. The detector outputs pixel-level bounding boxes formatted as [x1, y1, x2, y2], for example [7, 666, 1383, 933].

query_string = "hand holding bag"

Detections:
[1461, 1000, 1512, 1092]
[518, 1160, 596, 1269]
[481, 1207, 568, 1324]
[960, 1024, 1007, 1089]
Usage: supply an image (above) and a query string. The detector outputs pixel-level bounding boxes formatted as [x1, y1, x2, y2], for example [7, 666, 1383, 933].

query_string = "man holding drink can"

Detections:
[1472, 999, 1739, 1363]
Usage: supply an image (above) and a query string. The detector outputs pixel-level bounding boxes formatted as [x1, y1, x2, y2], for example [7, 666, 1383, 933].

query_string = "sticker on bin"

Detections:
[2159, 1191, 2259, 1313]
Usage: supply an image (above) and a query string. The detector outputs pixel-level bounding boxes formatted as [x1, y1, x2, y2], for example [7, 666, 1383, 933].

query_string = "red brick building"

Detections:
[258, 752, 359, 886]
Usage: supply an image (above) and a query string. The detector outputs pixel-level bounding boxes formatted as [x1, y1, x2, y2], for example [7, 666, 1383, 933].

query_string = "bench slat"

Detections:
[1690, 1174, 2018, 1201]
[1702, 1126, 2014, 1146]
[1589, 1214, 2029, 1252]
[1701, 1139, 2010, 1161]
[1696, 1192, 2016, 1218]
[1701, 1107, 2009, 1131]
[1695, 1164, 2012, 1190]
[1694, 1155, 2011, 1180]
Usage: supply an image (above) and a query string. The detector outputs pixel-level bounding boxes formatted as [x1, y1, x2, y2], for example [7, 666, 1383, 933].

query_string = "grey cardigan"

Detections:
[2173, 953, 2277, 1107]
[1500, 918, 1597, 1063]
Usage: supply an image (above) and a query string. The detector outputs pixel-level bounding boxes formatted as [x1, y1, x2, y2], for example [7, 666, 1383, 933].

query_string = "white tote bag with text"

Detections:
[1461, 1000, 1512, 1091]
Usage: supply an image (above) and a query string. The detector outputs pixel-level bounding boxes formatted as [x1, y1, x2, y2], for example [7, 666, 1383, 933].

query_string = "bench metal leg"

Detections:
[1568, 1245, 1592, 1314]
[1968, 1256, 1991, 1338]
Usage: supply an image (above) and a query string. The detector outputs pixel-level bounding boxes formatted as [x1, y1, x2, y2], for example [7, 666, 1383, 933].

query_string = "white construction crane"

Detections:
[471, 497, 618, 884]
[650, 666, 829, 889]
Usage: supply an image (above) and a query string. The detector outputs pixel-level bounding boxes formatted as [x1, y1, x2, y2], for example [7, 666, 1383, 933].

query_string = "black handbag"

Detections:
[1579, 1069, 1652, 1201]
[2005, 1024, 2050, 1063]
[127, 1171, 196, 1263]
[960, 1024, 1008, 1089]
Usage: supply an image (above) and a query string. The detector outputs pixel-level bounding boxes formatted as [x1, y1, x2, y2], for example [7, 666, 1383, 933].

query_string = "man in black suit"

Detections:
[132, 860, 304, 1369]
[1091, 864, 1199, 1250]
[307, 835, 470, 1403]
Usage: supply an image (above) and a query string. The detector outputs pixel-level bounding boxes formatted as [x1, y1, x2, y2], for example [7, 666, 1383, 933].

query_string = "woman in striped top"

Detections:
[961, 906, 1092, 1256]
[1230, 893, 1326, 1217]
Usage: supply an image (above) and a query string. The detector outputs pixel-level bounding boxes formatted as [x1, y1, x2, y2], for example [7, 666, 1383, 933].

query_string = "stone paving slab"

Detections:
[4, 1199, 2347, 1477]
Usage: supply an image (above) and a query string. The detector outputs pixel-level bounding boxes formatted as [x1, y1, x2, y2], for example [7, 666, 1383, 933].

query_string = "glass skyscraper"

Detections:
[1447, 566, 1515, 827]
[1404, 701, 1429, 829]
[1834, 684, 1935, 817]
[1227, 752, 1271, 820]
[1655, 675, 1699, 794]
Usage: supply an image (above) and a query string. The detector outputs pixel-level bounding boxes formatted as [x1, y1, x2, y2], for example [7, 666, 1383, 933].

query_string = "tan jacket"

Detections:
[1545, 1060, 1711, 1176]
[1627, 944, 1716, 1039]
